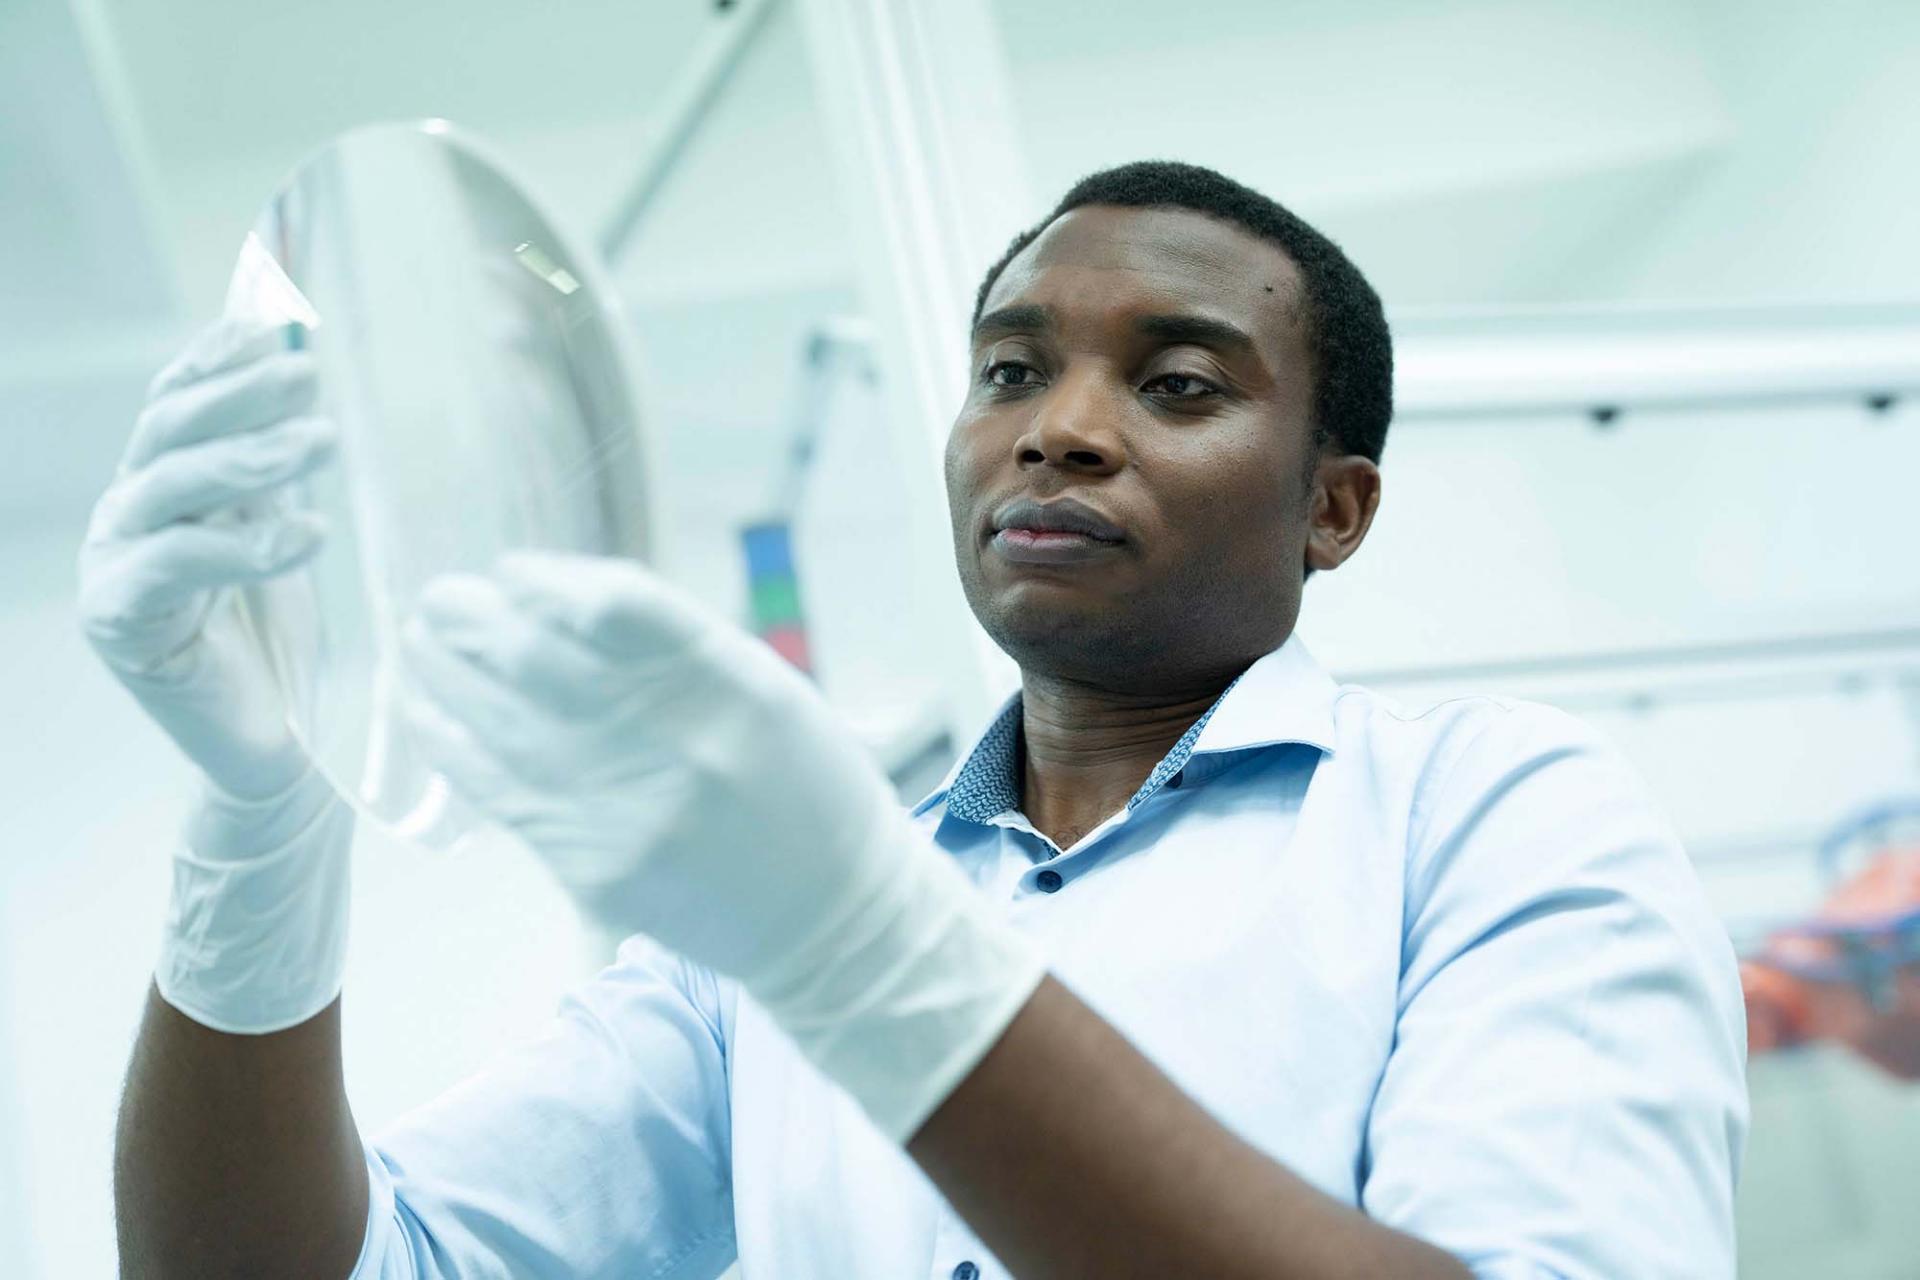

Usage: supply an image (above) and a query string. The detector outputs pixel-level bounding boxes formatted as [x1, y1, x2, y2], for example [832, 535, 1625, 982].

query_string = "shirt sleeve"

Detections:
[1361, 701, 1749, 1280]
[348, 934, 738, 1280]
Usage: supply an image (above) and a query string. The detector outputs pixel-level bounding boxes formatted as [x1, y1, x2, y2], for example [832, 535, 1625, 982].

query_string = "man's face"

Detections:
[946, 204, 1331, 688]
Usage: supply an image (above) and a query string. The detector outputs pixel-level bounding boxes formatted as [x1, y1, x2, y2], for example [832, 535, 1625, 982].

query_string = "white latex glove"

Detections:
[78, 318, 355, 1033]
[399, 552, 1044, 1140]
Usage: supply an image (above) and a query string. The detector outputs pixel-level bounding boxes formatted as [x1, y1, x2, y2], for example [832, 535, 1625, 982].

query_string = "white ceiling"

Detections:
[17, 0, 1920, 326]
[4, 0, 1918, 529]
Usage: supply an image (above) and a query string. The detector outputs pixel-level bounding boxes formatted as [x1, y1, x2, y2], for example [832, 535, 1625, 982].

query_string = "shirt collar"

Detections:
[913, 634, 1339, 823]
[1186, 634, 1338, 757]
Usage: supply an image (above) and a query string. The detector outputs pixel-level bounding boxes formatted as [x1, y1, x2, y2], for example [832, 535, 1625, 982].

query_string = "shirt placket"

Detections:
[928, 1213, 991, 1280]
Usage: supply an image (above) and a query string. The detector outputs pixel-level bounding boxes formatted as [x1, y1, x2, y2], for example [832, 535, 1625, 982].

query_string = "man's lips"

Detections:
[989, 496, 1127, 543]
[990, 527, 1126, 564]
[987, 497, 1128, 565]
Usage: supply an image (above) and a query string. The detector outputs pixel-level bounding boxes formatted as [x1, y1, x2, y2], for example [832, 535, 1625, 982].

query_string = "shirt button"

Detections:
[953, 1264, 980, 1280]
[1035, 869, 1063, 893]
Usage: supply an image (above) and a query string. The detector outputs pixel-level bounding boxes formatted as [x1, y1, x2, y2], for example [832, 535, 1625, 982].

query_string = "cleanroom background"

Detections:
[4, 1, 1920, 1276]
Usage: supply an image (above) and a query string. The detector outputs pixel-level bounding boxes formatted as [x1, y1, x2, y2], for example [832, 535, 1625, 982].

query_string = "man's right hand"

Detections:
[78, 317, 336, 801]
[81, 316, 358, 1037]
[99, 320, 371, 1279]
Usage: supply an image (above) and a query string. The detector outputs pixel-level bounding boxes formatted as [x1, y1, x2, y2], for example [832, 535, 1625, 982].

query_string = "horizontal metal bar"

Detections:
[1398, 385, 1909, 424]
[1337, 627, 1920, 690]
[1391, 302, 1920, 420]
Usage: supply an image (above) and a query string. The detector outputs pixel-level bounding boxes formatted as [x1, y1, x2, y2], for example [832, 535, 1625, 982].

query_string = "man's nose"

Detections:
[1012, 369, 1126, 476]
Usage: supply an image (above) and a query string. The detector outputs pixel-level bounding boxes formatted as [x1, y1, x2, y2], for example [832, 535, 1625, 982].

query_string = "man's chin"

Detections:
[976, 596, 1147, 676]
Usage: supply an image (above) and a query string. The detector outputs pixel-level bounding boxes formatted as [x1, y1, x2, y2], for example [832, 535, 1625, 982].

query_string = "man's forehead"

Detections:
[982, 204, 1305, 337]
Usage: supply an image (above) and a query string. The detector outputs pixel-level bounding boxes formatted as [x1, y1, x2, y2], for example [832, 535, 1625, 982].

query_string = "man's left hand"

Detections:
[399, 551, 1044, 1140]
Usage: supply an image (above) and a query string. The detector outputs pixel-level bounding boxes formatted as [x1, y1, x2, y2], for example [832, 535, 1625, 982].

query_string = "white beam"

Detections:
[794, 0, 1034, 730]
[1394, 303, 1920, 419]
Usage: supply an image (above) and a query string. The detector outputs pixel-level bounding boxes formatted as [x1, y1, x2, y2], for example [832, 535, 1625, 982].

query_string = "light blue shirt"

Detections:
[352, 637, 1748, 1279]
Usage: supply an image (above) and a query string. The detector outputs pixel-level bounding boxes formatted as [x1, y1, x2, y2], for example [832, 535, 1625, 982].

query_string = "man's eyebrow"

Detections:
[1134, 313, 1259, 356]
[972, 304, 1052, 343]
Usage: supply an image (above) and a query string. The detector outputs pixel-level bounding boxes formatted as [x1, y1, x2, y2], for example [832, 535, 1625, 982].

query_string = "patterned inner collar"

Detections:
[941, 680, 1241, 825]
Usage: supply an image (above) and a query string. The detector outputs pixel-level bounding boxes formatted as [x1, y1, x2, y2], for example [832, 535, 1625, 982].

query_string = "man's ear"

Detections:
[1304, 453, 1381, 573]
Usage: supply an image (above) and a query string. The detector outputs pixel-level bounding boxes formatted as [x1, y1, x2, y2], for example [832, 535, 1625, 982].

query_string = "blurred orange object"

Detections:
[1740, 843, 1920, 1079]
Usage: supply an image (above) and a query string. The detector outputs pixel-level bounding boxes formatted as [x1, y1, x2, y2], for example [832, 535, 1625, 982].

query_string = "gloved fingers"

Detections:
[127, 347, 319, 473]
[93, 416, 336, 539]
[78, 513, 325, 639]
[146, 317, 304, 401]
[395, 682, 530, 822]
[399, 614, 580, 785]
[492, 549, 708, 659]
[413, 573, 614, 719]
[401, 670, 643, 887]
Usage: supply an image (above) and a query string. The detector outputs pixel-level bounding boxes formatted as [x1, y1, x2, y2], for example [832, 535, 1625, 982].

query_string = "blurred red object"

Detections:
[1741, 843, 1920, 1078]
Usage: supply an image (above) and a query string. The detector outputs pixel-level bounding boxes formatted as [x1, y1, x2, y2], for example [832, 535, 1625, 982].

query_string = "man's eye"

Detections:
[1144, 372, 1218, 398]
[984, 361, 1041, 388]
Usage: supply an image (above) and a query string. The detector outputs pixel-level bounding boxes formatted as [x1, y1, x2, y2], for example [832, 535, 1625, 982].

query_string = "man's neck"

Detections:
[1017, 672, 1232, 852]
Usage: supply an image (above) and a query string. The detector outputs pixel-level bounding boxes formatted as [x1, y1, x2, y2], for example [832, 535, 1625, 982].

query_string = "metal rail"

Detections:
[598, 0, 781, 264]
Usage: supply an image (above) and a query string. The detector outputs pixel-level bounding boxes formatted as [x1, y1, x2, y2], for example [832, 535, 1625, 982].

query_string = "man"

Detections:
[87, 161, 1747, 1279]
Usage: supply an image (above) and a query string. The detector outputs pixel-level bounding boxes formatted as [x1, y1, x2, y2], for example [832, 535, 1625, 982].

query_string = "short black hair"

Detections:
[972, 160, 1393, 463]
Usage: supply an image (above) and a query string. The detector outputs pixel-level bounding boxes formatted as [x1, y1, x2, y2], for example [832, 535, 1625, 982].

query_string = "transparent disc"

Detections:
[222, 120, 653, 849]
